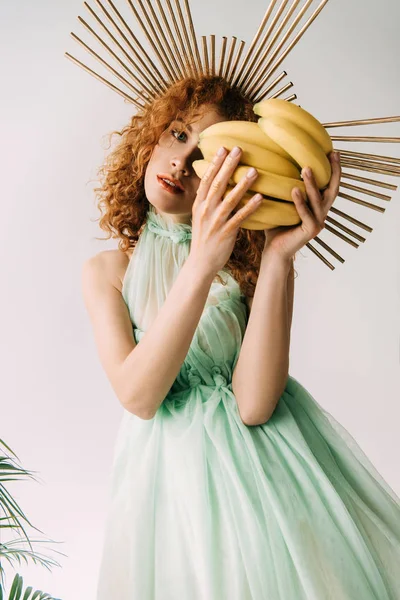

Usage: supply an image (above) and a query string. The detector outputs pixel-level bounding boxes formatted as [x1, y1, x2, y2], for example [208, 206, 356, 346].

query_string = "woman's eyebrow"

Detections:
[175, 117, 193, 132]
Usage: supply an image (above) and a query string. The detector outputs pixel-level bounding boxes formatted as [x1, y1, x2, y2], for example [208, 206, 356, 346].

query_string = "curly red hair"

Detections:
[93, 75, 296, 297]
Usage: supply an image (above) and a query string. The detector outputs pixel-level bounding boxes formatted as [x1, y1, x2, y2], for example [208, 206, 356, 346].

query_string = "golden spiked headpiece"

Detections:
[65, 0, 399, 270]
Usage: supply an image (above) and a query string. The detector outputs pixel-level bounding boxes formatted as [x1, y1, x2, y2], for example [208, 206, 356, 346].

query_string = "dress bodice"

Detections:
[122, 205, 248, 396]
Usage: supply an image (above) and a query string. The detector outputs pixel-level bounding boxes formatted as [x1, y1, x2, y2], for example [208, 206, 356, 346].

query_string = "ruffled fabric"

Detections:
[96, 204, 400, 600]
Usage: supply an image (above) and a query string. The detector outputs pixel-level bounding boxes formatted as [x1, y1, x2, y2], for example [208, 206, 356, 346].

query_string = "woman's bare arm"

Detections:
[82, 250, 215, 420]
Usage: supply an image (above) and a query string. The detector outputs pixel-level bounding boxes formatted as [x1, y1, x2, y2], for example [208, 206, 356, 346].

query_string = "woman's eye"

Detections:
[171, 129, 188, 142]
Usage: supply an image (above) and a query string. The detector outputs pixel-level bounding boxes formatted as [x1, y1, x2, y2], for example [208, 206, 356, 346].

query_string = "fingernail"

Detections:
[217, 146, 226, 156]
[246, 167, 258, 178]
[231, 146, 241, 157]
[303, 167, 311, 178]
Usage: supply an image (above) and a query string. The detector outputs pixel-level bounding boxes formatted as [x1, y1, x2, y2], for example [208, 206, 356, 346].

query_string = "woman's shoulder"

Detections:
[84, 248, 134, 293]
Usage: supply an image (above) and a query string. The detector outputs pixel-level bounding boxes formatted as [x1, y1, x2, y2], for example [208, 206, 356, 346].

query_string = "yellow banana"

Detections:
[258, 117, 332, 189]
[198, 120, 294, 162]
[198, 135, 301, 179]
[192, 159, 306, 202]
[253, 98, 333, 155]
[223, 186, 301, 230]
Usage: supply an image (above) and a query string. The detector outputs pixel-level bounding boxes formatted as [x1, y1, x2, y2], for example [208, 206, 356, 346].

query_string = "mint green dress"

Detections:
[96, 205, 400, 599]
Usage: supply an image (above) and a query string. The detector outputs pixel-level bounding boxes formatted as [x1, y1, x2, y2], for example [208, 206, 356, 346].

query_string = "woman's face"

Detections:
[144, 105, 228, 224]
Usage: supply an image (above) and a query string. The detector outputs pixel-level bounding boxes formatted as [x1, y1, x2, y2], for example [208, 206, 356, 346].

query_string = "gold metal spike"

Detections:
[270, 81, 294, 100]
[331, 135, 400, 143]
[223, 37, 237, 80]
[337, 192, 386, 213]
[313, 237, 345, 263]
[151, 0, 188, 79]
[232, 0, 278, 88]
[340, 172, 397, 191]
[325, 216, 367, 242]
[201, 36, 210, 76]
[340, 182, 392, 201]
[328, 206, 373, 232]
[210, 35, 216, 76]
[305, 242, 336, 270]
[324, 223, 359, 248]
[323, 116, 400, 127]
[125, 0, 176, 82]
[104, 0, 168, 91]
[182, 0, 203, 75]
[218, 37, 228, 77]
[172, 0, 198, 76]
[240, 0, 297, 93]
[335, 149, 400, 165]
[226, 40, 246, 84]
[76, 16, 154, 100]
[65, 52, 144, 107]
[341, 160, 400, 177]
[91, 0, 165, 95]
[248, 0, 330, 100]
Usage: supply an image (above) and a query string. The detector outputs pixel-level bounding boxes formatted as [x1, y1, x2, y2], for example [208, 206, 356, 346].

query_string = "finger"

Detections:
[301, 167, 324, 217]
[205, 146, 244, 207]
[292, 187, 323, 240]
[324, 151, 341, 201]
[225, 193, 263, 231]
[193, 146, 228, 207]
[218, 167, 259, 218]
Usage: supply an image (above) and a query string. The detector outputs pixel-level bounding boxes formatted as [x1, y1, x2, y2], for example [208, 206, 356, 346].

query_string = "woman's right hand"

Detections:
[189, 146, 262, 277]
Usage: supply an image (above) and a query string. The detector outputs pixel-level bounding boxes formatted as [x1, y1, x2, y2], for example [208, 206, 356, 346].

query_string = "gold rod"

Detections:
[341, 159, 400, 176]
[340, 182, 392, 201]
[227, 40, 246, 84]
[233, 0, 279, 88]
[270, 80, 294, 99]
[163, 0, 191, 78]
[73, 23, 152, 102]
[249, 0, 330, 100]
[324, 223, 359, 248]
[223, 37, 237, 80]
[253, 70, 287, 101]
[92, 0, 163, 95]
[331, 135, 400, 143]
[338, 192, 386, 213]
[305, 242, 336, 270]
[172, 0, 198, 76]
[64, 52, 144, 107]
[335, 148, 400, 165]
[323, 116, 400, 128]
[151, 0, 188, 78]
[313, 236, 345, 262]
[135, 0, 180, 80]
[242, 0, 302, 95]
[105, 0, 167, 90]
[182, 0, 203, 74]
[218, 36, 228, 76]
[281, 93, 297, 102]
[340, 162, 400, 178]
[202, 36, 210, 75]
[341, 171, 397, 191]
[211, 35, 216, 75]
[70, 32, 150, 103]
[341, 157, 400, 173]
[240, 0, 293, 92]
[125, 0, 176, 82]
[328, 206, 373, 232]
[325, 216, 366, 242]
[84, 3, 156, 98]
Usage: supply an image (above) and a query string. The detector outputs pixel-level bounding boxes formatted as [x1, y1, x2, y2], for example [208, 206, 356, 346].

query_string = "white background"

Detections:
[1, 0, 399, 597]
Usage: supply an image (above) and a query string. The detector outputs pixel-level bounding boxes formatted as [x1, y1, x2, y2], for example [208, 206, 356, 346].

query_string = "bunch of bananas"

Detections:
[193, 98, 333, 230]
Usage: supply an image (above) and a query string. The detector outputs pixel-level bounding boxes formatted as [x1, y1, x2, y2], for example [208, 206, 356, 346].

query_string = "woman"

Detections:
[82, 76, 400, 599]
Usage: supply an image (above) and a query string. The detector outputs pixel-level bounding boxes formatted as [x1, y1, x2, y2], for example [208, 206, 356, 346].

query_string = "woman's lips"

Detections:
[157, 176, 184, 195]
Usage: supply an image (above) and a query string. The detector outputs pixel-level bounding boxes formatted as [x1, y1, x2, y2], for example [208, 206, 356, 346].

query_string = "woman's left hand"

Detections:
[262, 151, 341, 261]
